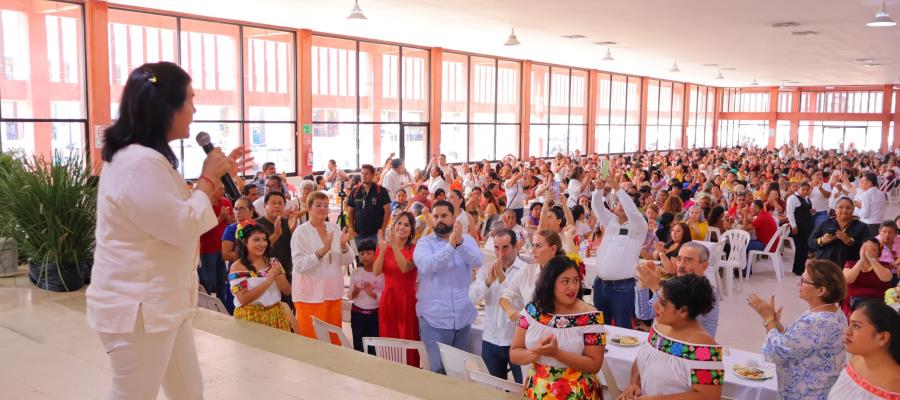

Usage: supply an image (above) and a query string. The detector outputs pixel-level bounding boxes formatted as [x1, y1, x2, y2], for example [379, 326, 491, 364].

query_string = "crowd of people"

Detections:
[198, 144, 900, 399]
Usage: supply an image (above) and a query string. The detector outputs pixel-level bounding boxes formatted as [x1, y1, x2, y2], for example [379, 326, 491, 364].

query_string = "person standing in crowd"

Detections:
[500, 230, 566, 323]
[748, 259, 847, 400]
[348, 239, 383, 353]
[586, 173, 647, 328]
[854, 172, 887, 237]
[382, 158, 415, 202]
[374, 211, 420, 366]
[510, 255, 606, 400]
[88, 62, 250, 398]
[291, 191, 353, 340]
[810, 170, 832, 230]
[504, 168, 526, 223]
[227, 222, 292, 332]
[413, 200, 483, 373]
[828, 301, 900, 399]
[621, 275, 722, 400]
[348, 164, 392, 247]
[198, 185, 234, 311]
[222, 197, 254, 263]
[324, 159, 349, 189]
[253, 161, 276, 194]
[241, 184, 261, 218]
[786, 181, 814, 276]
[469, 229, 528, 383]
[635, 242, 720, 337]
[253, 174, 293, 217]
[255, 192, 296, 281]
[876, 221, 900, 272]
[809, 197, 871, 267]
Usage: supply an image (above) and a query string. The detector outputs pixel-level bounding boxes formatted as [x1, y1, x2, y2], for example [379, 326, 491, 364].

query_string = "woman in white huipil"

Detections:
[87, 62, 249, 399]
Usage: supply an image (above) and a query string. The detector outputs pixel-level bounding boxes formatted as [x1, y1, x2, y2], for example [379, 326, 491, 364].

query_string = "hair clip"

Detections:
[148, 75, 158, 84]
[235, 219, 257, 240]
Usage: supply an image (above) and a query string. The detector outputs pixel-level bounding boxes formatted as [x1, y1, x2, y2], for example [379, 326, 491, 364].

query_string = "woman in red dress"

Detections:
[373, 211, 420, 366]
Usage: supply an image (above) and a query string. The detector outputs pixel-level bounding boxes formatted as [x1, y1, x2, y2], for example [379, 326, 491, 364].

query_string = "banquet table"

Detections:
[468, 317, 779, 400]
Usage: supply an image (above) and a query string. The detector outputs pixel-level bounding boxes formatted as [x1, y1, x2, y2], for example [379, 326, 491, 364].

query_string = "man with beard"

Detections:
[412, 200, 483, 374]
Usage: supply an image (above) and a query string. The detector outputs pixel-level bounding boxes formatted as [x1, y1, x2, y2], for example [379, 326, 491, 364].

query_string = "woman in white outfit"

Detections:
[87, 62, 249, 400]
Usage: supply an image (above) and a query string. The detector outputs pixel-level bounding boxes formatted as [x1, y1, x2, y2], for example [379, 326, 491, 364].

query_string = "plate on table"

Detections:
[732, 364, 773, 380]
[609, 335, 641, 347]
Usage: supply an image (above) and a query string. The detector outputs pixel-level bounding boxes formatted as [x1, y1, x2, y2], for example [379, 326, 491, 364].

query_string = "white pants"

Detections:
[96, 312, 203, 400]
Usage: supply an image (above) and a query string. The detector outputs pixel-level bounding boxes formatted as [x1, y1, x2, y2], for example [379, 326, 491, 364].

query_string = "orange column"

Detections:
[789, 90, 800, 145]
[881, 84, 892, 153]
[586, 70, 597, 153]
[520, 61, 532, 158]
[767, 87, 778, 150]
[296, 29, 313, 175]
[711, 87, 722, 148]
[429, 48, 442, 159]
[85, 0, 111, 173]
[26, 1, 51, 161]
[639, 78, 648, 151]
[807, 92, 818, 145]
[681, 84, 690, 149]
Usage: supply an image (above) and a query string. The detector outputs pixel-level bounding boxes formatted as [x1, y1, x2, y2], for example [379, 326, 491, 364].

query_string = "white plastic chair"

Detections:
[311, 316, 352, 349]
[705, 240, 726, 299]
[363, 337, 430, 369]
[467, 369, 523, 394]
[718, 229, 750, 296]
[600, 362, 621, 400]
[706, 226, 722, 242]
[197, 292, 230, 315]
[437, 342, 489, 381]
[749, 224, 791, 281]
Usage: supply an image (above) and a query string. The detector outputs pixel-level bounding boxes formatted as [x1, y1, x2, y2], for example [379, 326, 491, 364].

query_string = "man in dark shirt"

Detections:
[347, 164, 391, 247]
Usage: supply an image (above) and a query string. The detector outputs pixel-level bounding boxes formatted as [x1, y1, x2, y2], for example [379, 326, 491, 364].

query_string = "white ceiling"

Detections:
[114, 0, 900, 87]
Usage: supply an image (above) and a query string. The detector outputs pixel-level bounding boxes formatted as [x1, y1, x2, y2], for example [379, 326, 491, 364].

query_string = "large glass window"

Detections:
[687, 85, 714, 148]
[645, 80, 684, 151]
[722, 89, 769, 112]
[107, 9, 296, 178]
[799, 120, 882, 151]
[1, 1, 87, 162]
[529, 65, 587, 157]
[439, 52, 520, 163]
[595, 74, 641, 154]
[312, 35, 429, 171]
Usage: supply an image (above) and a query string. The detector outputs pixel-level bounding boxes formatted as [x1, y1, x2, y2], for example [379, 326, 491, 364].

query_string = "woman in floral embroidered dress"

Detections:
[828, 301, 900, 399]
[510, 255, 606, 400]
[228, 221, 293, 331]
[620, 274, 722, 400]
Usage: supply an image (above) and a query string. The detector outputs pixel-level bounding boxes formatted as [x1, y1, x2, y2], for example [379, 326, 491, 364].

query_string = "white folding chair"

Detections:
[600, 362, 621, 400]
[749, 224, 790, 281]
[197, 292, 230, 315]
[706, 226, 722, 242]
[363, 337, 430, 369]
[311, 316, 352, 349]
[467, 370, 523, 394]
[437, 342, 489, 381]
[706, 240, 726, 299]
[718, 229, 750, 296]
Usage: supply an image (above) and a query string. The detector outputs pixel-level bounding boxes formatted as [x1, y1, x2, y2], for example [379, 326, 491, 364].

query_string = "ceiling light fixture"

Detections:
[669, 60, 680, 73]
[593, 41, 617, 46]
[347, 0, 367, 20]
[771, 22, 799, 28]
[562, 34, 586, 39]
[602, 48, 614, 61]
[751, 78, 759, 86]
[716, 70, 724, 79]
[791, 30, 819, 36]
[867, 2, 897, 27]
[504, 29, 521, 46]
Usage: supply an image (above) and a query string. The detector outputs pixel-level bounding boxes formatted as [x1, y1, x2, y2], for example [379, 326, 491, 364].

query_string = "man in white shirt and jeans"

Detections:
[585, 173, 647, 329]
[854, 172, 887, 237]
[468, 229, 526, 383]
[381, 158, 414, 201]
[809, 170, 832, 230]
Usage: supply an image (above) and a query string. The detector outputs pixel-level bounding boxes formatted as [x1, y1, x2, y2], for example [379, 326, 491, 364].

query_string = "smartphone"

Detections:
[600, 160, 611, 179]
[824, 227, 838, 235]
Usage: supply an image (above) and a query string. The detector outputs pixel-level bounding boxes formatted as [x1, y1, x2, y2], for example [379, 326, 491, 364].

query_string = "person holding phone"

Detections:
[290, 191, 353, 341]
[228, 221, 293, 332]
[809, 197, 871, 268]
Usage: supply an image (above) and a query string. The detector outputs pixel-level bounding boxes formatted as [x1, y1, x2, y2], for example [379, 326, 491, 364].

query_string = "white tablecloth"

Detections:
[468, 320, 778, 400]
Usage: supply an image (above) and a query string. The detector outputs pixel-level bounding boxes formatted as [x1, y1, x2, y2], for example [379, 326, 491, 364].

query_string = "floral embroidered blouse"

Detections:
[517, 302, 606, 369]
[228, 270, 282, 308]
[828, 363, 900, 400]
[634, 324, 724, 396]
[761, 309, 847, 400]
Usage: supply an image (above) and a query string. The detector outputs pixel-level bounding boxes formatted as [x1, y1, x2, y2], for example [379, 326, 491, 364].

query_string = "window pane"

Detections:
[530, 64, 550, 123]
[359, 123, 399, 167]
[596, 74, 611, 125]
[776, 120, 790, 148]
[403, 125, 427, 171]
[313, 123, 356, 170]
[646, 126, 658, 151]
[0, 2, 85, 119]
[311, 36, 357, 122]
[441, 52, 468, 123]
[247, 122, 296, 174]
[610, 125, 625, 154]
[469, 124, 494, 161]
[671, 83, 684, 126]
[626, 77, 641, 125]
[496, 124, 519, 159]
[568, 125, 585, 154]
[243, 27, 294, 121]
[440, 123, 467, 163]
[182, 122, 241, 178]
[570, 70, 588, 124]
[610, 75, 627, 124]
[646, 80, 659, 125]
[686, 126, 696, 149]
[497, 59, 520, 123]
[548, 125, 568, 156]
[470, 56, 495, 123]
[0, 121, 84, 162]
[658, 81, 672, 125]
[594, 125, 610, 154]
[549, 67, 570, 124]
[529, 124, 548, 157]
[360, 42, 399, 123]
[180, 19, 240, 121]
[401, 47, 429, 122]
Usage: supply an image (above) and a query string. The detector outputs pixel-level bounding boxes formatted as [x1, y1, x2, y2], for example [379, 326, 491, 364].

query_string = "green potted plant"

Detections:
[0, 150, 96, 291]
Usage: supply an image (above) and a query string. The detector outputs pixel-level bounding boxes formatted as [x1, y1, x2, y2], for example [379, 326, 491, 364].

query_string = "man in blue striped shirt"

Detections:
[635, 241, 720, 337]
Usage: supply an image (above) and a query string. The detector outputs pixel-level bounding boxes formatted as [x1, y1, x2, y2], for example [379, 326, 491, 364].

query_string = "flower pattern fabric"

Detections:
[646, 326, 724, 386]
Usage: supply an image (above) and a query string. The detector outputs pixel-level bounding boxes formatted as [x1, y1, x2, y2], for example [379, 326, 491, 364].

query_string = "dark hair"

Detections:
[880, 220, 899, 232]
[531, 255, 580, 314]
[752, 199, 764, 209]
[266, 174, 283, 185]
[434, 188, 446, 198]
[658, 212, 675, 228]
[360, 164, 375, 174]
[241, 185, 258, 196]
[236, 224, 272, 274]
[264, 191, 286, 205]
[707, 206, 725, 227]
[535, 230, 565, 257]
[432, 199, 455, 215]
[357, 239, 377, 252]
[431, 165, 445, 179]
[530, 202, 544, 212]
[102, 62, 191, 168]
[853, 300, 900, 364]
[670, 222, 692, 246]
[261, 162, 275, 171]
[451, 189, 464, 200]
[547, 206, 567, 227]
[571, 205, 586, 221]
[390, 159, 402, 169]
[805, 259, 847, 304]
[660, 274, 716, 319]
[391, 211, 417, 247]
[863, 172, 878, 186]
[493, 228, 518, 246]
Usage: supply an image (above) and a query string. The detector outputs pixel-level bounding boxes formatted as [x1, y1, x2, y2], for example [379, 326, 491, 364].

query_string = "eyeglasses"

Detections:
[234, 207, 250, 211]
[799, 279, 820, 287]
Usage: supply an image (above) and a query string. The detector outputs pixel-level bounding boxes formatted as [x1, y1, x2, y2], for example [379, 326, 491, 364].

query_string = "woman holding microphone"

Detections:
[87, 62, 250, 399]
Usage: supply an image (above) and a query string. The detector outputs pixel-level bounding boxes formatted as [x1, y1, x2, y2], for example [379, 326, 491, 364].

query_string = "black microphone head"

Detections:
[195, 131, 211, 147]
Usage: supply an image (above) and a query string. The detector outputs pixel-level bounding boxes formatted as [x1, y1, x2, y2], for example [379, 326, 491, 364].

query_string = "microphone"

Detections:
[195, 132, 241, 202]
